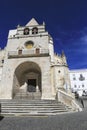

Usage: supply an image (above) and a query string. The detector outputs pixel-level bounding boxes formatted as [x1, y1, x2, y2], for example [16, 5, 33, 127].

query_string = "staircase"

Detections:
[0, 99, 73, 116]
[14, 91, 41, 100]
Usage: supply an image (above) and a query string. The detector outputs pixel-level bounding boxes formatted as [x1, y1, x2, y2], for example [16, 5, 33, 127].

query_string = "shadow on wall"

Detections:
[0, 103, 4, 121]
[0, 116, 4, 121]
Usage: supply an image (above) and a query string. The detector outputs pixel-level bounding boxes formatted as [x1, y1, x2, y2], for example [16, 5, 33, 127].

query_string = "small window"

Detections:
[18, 49, 22, 55]
[79, 74, 85, 81]
[82, 84, 84, 87]
[73, 77, 76, 80]
[58, 70, 61, 73]
[74, 85, 77, 88]
[24, 28, 29, 35]
[2, 59, 4, 63]
[32, 27, 38, 34]
[36, 48, 40, 54]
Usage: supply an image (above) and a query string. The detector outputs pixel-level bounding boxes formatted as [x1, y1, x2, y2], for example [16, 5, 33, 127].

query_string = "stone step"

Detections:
[0, 99, 58, 103]
[0, 99, 73, 116]
[1, 109, 68, 113]
[14, 92, 41, 99]
[1, 106, 67, 110]
[1, 110, 69, 116]
[1, 105, 66, 110]
[2, 109, 67, 114]
[1, 105, 64, 108]
[1, 104, 65, 108]
[0, 99, 57, 101]
[1, 101, 62, 104]
[1, 103, 62, 106]
[0, 101, 60, 104]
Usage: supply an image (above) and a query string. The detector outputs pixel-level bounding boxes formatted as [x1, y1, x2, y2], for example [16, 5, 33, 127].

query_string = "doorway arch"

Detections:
[13, 61, 41, 99]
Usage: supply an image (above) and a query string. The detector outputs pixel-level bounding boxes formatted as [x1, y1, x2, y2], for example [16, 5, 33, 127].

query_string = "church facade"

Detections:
[0, 18, 71, 100]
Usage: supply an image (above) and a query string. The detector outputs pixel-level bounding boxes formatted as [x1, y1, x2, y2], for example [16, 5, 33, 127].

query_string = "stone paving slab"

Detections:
[0, 111, 87, 130]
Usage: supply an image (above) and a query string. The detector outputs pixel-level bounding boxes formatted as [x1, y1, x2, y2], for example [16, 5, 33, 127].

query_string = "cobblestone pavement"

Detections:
[0, 111, 87, 130]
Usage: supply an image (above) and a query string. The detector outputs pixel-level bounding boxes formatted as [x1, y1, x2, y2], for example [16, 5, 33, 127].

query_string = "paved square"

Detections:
[0, 111, 87, 130]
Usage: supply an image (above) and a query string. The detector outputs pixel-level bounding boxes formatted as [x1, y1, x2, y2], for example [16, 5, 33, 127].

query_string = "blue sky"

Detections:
[0, 0, 87, 69]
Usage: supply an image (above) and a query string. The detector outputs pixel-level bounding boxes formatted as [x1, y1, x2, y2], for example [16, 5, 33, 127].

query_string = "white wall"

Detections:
[0, 67, 2, 81]
[69, 69, 87, 93]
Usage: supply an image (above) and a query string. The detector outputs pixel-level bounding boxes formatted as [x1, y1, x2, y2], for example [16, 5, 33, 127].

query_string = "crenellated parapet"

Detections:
[54, 52, 67, 66]
[50, 51, 71, 94]
[61, 50, 67, 65]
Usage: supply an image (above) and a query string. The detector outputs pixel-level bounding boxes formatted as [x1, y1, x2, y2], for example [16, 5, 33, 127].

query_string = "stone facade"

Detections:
[0, 18, 70, 100]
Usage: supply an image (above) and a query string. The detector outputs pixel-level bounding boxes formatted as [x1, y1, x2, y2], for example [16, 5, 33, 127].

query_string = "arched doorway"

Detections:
[13, 62, 41, 99]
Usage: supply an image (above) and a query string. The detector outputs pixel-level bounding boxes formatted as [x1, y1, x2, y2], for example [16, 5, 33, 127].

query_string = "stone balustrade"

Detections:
[8, 49, 49, 58]
[57, 89, 82, 111]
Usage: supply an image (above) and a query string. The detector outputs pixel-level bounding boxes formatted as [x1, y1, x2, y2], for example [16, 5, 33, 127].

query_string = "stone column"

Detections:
[41, 62, 54, 100]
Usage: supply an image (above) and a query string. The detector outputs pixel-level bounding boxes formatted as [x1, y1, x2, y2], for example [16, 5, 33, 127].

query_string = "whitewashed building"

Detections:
[70, 69, 87, 96]
[0, 18, 71, 100]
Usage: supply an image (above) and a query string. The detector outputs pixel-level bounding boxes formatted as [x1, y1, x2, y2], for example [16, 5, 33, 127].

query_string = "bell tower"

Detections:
[0, 18, 55, 100]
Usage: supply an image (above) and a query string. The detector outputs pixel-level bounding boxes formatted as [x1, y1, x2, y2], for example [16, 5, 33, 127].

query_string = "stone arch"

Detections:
[23, 28, 29, 35]
[32, 27, 38, 34]
[12, 61, 41, 98]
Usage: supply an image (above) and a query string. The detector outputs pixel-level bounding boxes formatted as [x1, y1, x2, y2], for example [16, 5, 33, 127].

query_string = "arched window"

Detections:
[58, 70, 61, 73]
[82, 84, 84, 87]
[32, 27, 38, 34]
[36, 48, 40, 54]
[79, 74, 85, 81]
[25, 41, 34, 49]
[74, 85, 77, 88]
[73, 77, 76, 80]
[24, 28, 29, 35]
[18, 49, 22, 55]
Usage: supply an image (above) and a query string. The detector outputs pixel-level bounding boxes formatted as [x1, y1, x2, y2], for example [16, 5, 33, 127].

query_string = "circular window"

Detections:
[25, 41, 34, 49]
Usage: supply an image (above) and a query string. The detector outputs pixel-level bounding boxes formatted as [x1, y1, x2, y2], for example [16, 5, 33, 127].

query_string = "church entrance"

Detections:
[27, 79, 36, 92]
[13, 62, 41, 99]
